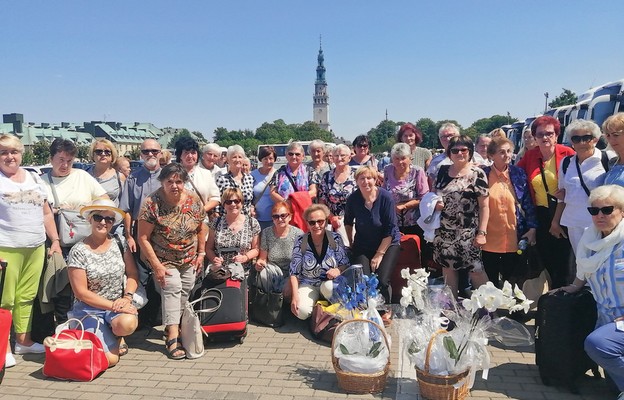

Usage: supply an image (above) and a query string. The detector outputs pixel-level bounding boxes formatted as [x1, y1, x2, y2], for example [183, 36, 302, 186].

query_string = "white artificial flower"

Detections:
[501, 281, 513, 297]
[400, 295, 411, 308]
[401, 268, 411, 279]
[513, 284, 527, 302]
[462, 297, 480, 314]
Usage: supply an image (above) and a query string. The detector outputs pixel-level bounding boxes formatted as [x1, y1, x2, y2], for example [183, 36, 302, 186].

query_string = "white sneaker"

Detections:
[5, 352, 16, 368]
[14, 342, 45, 354]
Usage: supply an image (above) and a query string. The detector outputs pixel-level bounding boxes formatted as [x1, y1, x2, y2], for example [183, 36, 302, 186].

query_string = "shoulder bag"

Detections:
[180, 288, 222, 359]
[47, 172, 92, 247]
[538, 161, 559, 221]
[249, 264, 284, 327]
[43, 317, 109, 381]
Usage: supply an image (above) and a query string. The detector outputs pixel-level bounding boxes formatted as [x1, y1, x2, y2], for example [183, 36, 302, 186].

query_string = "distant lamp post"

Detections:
[544, 92, 549, 113]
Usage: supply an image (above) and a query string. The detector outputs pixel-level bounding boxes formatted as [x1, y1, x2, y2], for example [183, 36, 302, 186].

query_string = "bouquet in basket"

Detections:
[331, 266, 390, 374]
[400, 269, 534, 390]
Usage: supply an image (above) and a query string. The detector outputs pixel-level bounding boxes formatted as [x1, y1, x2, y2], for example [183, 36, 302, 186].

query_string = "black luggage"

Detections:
[535, 288, 601, 393]
[191, 276, 247, 344]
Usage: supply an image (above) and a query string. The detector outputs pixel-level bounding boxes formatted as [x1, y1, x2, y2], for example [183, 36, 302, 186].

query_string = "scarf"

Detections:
[276, 164, 309, 199]
[576, 219, 624, 279]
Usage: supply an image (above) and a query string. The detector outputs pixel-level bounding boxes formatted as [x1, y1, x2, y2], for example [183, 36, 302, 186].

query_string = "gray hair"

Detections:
[438, 123, 460, 137]
[287, 141, 304, 153]
[308, 139, 326, 155]
[202, 143, 222, 155]
[332, 143, 350, 155]
[227, 144, 245, 159]
[564, 119, 602, 144]
[589, 185, 624, 210]
[390, 142, 412, 160]
[324, 143, 335, 153]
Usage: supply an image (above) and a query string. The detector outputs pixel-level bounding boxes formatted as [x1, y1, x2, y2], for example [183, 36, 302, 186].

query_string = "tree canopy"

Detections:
[549, 89, 578, 108]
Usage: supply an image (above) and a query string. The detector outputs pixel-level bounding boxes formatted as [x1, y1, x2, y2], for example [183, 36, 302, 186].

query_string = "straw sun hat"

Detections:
[79, 198, 126, 225]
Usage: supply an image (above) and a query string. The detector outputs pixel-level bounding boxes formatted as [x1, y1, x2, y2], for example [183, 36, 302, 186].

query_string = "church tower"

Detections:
[313, 38, 330, 131]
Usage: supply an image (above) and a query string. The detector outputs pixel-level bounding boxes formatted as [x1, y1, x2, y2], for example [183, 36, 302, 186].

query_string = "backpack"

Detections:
[561, 151, 611, 174]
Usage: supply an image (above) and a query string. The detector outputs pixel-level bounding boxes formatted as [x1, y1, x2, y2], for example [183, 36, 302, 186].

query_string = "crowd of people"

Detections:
[1, 113, 624, 395]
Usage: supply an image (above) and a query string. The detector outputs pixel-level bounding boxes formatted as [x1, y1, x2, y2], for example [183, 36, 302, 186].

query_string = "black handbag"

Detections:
[249, 274, 284, 327]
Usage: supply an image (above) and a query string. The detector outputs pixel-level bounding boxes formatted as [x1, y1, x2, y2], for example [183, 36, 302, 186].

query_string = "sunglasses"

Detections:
[141, 149, 161, 155]
[92, 214, 116, 224]
[94, 149, 112, 156]
[271, 213, 290, 220]
[287, 152, 302, 157]
[570, 134, 594, 144]
[535, 131, 556, 139]
[224, 199, 241, 205]
[356, 143, 369, 148]
[307, 219, 326, 226]
[587, 206, 615, 216]
[450, 148, 469, 154]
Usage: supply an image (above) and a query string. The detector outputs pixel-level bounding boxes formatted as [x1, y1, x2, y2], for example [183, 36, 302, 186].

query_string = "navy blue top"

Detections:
[344, 187, 401, 254]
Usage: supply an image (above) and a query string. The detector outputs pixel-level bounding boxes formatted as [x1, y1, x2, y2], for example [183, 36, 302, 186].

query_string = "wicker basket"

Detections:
[330, 319, 391, 394]
[415, 329, 470, 400]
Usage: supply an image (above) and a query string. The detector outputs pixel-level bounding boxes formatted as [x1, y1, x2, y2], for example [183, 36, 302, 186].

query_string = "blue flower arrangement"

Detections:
[333, 273, 380, 311]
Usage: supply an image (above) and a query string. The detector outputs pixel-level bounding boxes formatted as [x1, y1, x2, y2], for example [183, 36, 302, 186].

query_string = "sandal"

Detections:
[118, 343, 129, 357]
[165, 338, 186, 360]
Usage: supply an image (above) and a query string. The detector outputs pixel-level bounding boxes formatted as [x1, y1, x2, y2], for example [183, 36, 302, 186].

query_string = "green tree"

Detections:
[294, 121, 334, 142]
[415, 118, 438, 149]
[32, 140, 51, 165]
[167, 129, 193, 149]
[22, 150, 35, 165]
[549, 89, 577, 108]
[367, 120, 398, 152]
[128, 147, 141, 160]
[77, 144, 91, 162]
[468, 114, 518, 137]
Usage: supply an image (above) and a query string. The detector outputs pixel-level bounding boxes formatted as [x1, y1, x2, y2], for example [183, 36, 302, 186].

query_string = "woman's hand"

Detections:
[290, 293, 299, 317]
[120, 304, 138, 315]
[326, 267, 341, 280]
[329, 215, 341, 230]
[255, 259, 267, 271]
[153, 264, 173, 288]
[553, 188, 566, 201]
[549, 222, 567, 239]
[194, 254, 205, 273]
[435, 201, 444, 211]
[522, 228, 537, 246]
[396, 203, 406, 213]
[211, 256, 224, 269]
[473, 233, 487, 248]
[48, 240, 62, 256]
[111, 296, 133, 313]
[371, 253, 384, 271]
[233, 254, 248, 263]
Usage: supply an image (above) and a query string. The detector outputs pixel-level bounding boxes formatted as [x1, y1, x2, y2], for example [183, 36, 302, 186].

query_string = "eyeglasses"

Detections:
[605, 130, 623, 138]
[224, 199, 241, 205]
[271, 213, 290, 220]
[356, 144, 369, 148]
[535, 131, 556, 139]
[92, 214, 116, 224]
[287, 152, 302, 157]
[450, 148, 469, 154]
[587, 206, 615, 216]
[94, 149, 112, 156]
[141, 149, 161, 155]
[570, 134, 594, 144]
[307, 219, 326, 226]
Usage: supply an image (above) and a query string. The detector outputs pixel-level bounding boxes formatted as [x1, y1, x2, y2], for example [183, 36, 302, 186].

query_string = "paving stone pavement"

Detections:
[0, 312, 614, 400]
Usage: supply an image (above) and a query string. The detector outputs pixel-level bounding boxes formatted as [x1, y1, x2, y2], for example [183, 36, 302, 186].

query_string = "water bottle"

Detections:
[516, 238, 529, 255]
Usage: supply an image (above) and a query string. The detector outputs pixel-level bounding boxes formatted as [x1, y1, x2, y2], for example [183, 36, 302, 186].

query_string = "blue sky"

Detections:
[2, 1, 623, 141]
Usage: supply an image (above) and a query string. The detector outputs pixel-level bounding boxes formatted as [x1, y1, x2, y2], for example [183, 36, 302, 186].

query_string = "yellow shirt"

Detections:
[484, 167, 518, 253]
[530, 156, 557, 207]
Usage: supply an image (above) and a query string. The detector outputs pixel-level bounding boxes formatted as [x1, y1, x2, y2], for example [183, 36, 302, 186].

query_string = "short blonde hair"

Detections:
[303, 203, 330, 221]
[602, 112, 624, 135]
[354, 165, 378, 180]
[159, 149, 172, 165]
[489, 128, 506, 139]
[589, 185, 624, 210]
[90, 138, 118, 163]
[221, 187, 243, 204]
[0, 134, 24, 153]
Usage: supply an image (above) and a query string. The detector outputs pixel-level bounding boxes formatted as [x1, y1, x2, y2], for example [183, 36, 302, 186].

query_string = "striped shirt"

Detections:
[585, 242, 624, 327]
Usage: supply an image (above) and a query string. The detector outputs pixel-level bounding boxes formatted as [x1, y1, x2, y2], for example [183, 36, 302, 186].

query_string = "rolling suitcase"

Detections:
[0, 261, 12, 384]
[535, 288, 601, 393]
[390, 234, 421, 303]
[191, 276, 248, 344]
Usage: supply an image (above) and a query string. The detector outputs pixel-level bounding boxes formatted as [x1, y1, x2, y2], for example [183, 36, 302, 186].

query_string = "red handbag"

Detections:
[43, 317, 109, 381]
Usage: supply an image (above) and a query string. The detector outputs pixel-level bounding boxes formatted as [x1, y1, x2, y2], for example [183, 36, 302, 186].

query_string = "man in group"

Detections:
[199, 142, 225, 177]
[118, 138, 162, 284]
[475, 134, 492, 166]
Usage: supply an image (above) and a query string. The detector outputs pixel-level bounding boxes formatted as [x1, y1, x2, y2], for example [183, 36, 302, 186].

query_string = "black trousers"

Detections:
[351, 244, 400, 304]
[481, 251, 519, 289]
[535, 206, 572, 289]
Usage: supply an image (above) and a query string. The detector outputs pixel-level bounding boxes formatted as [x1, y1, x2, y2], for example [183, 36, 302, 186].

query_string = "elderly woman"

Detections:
[289, 204, 349, 320]
[199, 143, 225, 176]
[0, 135, 62, 366]
[397, 123, 432, 170]
[114, 156, 132, 179]
[137, 163, 206, 360]
[349, 135, 378, 170]
[517, 116, 575, 288]
[481, 137, 538, 288]
[324, 143, 335, 169]
[433, 135, 490, 297]
[251, 146, 277, 230]
[560, 185, 624, 398]
[552, 120, 614, 255]
[382, 142, 428, 234]
[67, 199, 139, 367]
[603, 112, 624, 186]
[345, 166, 401, 312]
[318, 144, 357, 243]
[215, 145, 255, 216]
[516, 127, 538, 164]
[475, 134, 492, 166]
[175, 137, 220, 216]
[87, 139, 125, 205]
[255, 202, 303, 299]
[206, 188, 260, 273]
[307, 139, 330, 177]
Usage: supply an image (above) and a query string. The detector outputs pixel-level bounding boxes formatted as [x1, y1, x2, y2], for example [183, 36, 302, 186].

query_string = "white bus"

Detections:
[588, 79, 624, 127]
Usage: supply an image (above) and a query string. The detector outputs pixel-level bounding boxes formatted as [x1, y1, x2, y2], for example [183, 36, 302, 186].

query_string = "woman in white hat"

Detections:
[66, 198, 139, 367]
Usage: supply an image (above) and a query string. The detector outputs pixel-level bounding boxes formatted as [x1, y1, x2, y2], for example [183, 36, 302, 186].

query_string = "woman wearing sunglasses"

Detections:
[255, 202, 303, 300]
[206, 187, 260, 273]
[87, 139, 125, 206]
[349, 135, 378, 171]
[560, 185, 624, 398]
[289, 204, 349, 320]
[269, 142, 319, 203]
[67, 198, 139, 367]
[551, 120, 615, 256]
[517, 116, 575, 289]
[138, 163, 207, 360]
[432, 136, 490, 298]
[603, 112, 624, 186]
